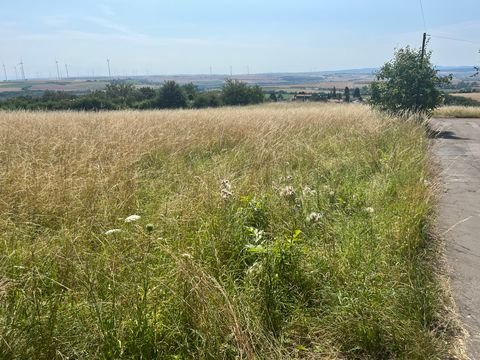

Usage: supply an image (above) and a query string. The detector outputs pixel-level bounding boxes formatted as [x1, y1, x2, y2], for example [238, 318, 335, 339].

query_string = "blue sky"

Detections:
[1, 0, 479, 78]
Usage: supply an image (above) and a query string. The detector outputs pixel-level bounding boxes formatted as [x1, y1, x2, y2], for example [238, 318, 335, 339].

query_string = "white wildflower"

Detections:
[302, 186, 317, 197]
[125, 214, 141, 223]
[181, 253, 194, 259]
[306, 212, 323, 223]
[104, 229, 122, 235]
[280, 185, 296, 199]
[220, 179, 233, 200]
[253, 228, 265, 243]
[246, 262, 263, 276]
[286, 175, 293, 182]
[329, 191, 335, 197]
[220, 188, 233, 200]
[221, 179, 232, 191]
[247, 226, 265, 243]
[365, 207, 375, 214]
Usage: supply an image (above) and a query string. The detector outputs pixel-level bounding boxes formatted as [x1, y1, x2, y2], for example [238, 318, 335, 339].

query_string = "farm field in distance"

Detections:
[0, 103, 460, 358]
[451, 92, 480, 101]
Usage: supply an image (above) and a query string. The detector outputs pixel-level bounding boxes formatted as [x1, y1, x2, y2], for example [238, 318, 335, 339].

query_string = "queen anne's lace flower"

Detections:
[302, 186, 316, 197]
[104, 229, 122, 235]
[306, 212, 323, 223]
[125, 214, 141, 223]
[220, 179, 233, 200]
[280, 186, 296, 199]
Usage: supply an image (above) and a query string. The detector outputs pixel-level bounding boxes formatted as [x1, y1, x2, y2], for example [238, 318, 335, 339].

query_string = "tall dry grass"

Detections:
[0, 103, 459, 359]
[434, 106, 480, 118]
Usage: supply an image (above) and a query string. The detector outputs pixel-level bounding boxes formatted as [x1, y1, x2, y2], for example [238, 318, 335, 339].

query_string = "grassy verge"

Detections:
[0, 104, 458, 358]
[434, 106, 480, 118]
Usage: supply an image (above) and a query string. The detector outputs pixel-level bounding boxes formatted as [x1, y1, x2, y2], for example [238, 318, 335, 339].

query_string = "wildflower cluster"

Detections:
[280, 185, 296, 199]
[306, 212, 323, 224]
[302, 186, 317, 197]
[104, 214, 145, 235]
[220, 179, 233, 200]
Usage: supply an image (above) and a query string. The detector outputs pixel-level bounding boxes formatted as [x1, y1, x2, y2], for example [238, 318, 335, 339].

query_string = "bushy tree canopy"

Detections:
[222, 79, 264, 106]
[370, 45, 451, 117]
[157, 81, 187, 109]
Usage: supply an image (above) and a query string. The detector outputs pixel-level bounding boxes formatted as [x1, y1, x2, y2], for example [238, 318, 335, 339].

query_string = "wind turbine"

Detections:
[107, 58, 111, 78]
[65, 64, 70, 79]
[55, 60, 61, 80]
[14, 66, 18, 80]
[18, 59, 25, 81]
[2, 64, 7, 81]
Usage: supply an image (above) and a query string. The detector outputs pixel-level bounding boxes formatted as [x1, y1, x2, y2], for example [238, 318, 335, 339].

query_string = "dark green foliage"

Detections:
[105, 82, 135, 99]
[344, 87, 350, 103]
[70, 96, 116, 111]
[156, 81, 187, 109]
[0, 80, 268, 111]
[370, 45, 451, 117]
[182, 82, 199, 101]
[192, 91, 222, 108]
[353, 87, 361, 99]
[221, 79, 265, 106]
[310, 93, 328, 102]
[269, 93, 278, 102]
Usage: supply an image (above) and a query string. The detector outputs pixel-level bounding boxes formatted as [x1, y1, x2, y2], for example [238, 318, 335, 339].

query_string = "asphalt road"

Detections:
[431, 118, 480, 359]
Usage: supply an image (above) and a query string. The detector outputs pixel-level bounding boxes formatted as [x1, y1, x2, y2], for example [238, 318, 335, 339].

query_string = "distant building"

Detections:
[292, 93, 312, 102]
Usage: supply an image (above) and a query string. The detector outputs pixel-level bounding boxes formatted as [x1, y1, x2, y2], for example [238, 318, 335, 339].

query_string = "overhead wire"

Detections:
[427, 34, 480, 46]
[418, 0, 427, 32]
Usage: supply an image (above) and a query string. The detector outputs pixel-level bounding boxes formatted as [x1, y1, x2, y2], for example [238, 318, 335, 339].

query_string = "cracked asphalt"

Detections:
[431, 118, 480, 359]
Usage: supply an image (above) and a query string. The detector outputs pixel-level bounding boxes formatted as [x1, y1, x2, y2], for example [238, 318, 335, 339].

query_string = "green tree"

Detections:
[135, 87, 157, 101]
[157, 81, 187, 109]
[221, 79, 264, 106]
[344, 87, 350, 102]
[193, 91, 222, 108]
[182, 82, 199, 101]
[353, 87, 361, 99]
[269, 92, 278, 102]
[105, 82, 135, 99]
[369, 45, 451, 117]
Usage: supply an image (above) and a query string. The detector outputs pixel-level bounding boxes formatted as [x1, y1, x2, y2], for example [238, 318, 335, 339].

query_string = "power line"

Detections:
[428, 34, 480, 45]
[418, 0, 427, 32]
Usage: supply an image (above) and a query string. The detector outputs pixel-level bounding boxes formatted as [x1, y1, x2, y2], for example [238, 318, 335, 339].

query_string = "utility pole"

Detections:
[415, 32, 427, 110]
[230, 65, 232, 77]
[2, 64, 7, 81]
[107, 58, 111, 78]
[420, 32, 427, 64]
[65, 64, 70, 79]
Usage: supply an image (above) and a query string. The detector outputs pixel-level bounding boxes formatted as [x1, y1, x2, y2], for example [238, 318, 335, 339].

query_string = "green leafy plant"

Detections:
[370, 45, 451, 117]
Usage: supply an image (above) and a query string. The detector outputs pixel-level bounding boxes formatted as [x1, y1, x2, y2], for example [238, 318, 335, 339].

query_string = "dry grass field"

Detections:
[451, 92, 480, 101]
[434, 105, 480, 118]
[0, 104, 459, 359]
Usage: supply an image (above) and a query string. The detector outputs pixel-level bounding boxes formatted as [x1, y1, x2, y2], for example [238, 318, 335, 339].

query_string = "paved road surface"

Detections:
[431, 118, 480, 359]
